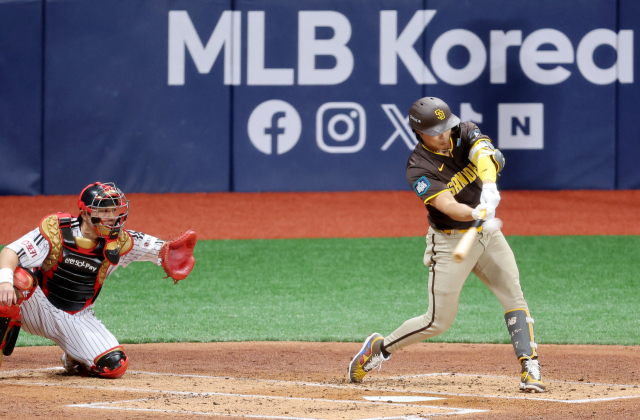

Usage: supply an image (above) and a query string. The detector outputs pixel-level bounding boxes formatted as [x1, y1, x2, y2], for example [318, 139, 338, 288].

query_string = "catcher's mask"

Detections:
[409, 97, 460, 137]
[78, 182, 129, 240]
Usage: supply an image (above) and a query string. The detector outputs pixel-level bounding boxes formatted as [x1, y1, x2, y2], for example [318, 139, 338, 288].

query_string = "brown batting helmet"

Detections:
[409, 97, 460, 136]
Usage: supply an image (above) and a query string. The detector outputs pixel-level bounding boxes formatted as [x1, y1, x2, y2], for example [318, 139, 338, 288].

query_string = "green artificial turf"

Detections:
[4, 235, 640, 348]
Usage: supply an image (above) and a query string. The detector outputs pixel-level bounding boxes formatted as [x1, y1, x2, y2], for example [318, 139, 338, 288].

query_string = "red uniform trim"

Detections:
[13, 268, 36, 304]
[97, 357, 129, 379]
[0, 305, 20, 319]
[89, 346, 128, 379]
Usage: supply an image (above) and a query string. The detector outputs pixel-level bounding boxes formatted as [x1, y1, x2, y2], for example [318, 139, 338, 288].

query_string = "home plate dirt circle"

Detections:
[3, 369, 490, 419]
[0, 342, 639, 419]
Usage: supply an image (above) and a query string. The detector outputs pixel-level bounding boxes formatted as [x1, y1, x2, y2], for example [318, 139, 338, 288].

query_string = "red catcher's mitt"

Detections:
[160, 230, 197, 283]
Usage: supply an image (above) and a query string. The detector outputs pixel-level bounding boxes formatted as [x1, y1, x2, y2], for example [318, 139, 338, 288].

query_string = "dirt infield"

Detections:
[1, 342, 639, 419]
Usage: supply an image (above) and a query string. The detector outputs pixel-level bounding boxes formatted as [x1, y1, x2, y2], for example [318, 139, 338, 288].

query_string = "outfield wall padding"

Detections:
[0, 0, 638, 195]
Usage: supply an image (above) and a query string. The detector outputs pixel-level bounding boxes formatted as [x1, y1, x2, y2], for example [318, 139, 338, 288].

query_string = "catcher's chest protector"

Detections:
[36, 213, 132, 314]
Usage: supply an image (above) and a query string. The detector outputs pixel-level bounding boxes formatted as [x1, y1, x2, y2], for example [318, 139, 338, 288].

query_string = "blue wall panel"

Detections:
[618, 0, 640, 189]
[42, 0, 232, 195]
[231, 0, 424, 192]
[422, 0, 617, 190]
[0, 0, 637, 195]
[0, 0, 42, 195]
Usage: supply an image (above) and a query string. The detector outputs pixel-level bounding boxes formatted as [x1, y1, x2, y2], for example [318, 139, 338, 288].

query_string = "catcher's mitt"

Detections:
[160, 230, 197, 283]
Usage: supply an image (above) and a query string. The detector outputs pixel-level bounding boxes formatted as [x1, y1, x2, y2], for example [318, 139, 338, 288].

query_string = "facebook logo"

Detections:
[247, 100, 302, 154]
[498, 103, 544, 150]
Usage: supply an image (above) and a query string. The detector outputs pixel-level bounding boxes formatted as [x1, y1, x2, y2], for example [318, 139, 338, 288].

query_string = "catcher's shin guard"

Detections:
[505, 308, 538, 361]
[88, 346, 128, 379]
[0, 268, 36, 364]
[2, 324, 21, 357]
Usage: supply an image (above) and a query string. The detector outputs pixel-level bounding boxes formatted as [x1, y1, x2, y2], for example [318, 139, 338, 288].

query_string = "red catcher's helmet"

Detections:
[78, 182, 129, 240]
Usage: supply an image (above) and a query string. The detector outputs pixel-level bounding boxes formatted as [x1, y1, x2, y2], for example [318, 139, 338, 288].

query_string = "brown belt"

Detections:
[440, 226, 483, 235]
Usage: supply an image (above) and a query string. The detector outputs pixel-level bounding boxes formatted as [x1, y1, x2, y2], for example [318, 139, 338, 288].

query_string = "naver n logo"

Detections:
[247, 100, 302, 154]
[498, 104, 544, 149]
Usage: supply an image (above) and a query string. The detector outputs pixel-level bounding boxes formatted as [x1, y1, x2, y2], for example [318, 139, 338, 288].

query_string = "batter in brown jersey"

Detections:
[348, 97, 546, 393]
[406, 121, 487, 230]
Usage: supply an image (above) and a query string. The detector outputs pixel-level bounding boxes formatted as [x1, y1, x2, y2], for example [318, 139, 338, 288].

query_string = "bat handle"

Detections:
[473, 209, 487, 228]
[452, 208, 487, 263]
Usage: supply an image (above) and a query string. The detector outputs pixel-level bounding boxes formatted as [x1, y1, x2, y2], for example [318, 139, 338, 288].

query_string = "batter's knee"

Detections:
[90, 346, 129, 378]
[411, 311, 455, 342]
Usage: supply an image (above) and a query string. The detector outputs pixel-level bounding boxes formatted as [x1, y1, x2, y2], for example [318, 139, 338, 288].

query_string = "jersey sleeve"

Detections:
[406, 165, 451, 205]
[5, 227, 51, 269]
[459, 122, 492, 162]
[115, 230, 165, 268]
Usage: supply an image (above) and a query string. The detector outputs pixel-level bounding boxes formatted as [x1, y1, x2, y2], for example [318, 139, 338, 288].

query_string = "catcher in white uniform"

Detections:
[0, 182, 196, 378]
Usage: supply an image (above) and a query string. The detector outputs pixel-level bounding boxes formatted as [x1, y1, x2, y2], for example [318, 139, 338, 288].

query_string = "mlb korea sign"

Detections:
[165, 3, 631, 191]
[168, 10, 633, 87]
[168, 9, 632, 153]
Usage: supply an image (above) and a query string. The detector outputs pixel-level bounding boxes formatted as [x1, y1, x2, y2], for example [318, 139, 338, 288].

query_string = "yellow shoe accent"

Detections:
[348, 333, 389, 383]
[520, 358, 546, 393]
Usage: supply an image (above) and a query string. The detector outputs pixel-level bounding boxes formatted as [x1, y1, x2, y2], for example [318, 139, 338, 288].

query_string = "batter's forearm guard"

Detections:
[505, 308, 538, 361]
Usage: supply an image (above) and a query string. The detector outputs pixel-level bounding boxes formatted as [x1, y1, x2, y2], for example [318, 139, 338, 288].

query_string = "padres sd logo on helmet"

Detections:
[408, 97, 460, 136]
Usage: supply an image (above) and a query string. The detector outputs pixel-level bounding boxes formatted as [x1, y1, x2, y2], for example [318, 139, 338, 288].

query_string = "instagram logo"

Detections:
[316, 102, 366, 153]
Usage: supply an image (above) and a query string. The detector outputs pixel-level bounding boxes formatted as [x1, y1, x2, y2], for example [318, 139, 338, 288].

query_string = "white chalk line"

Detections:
[127, 370, 640, 404]
[0, 366, 61, 375]
[69, 403, 484, 419]
[3, 367, 639, 405]
[70, 398, 485, 418]
[1, 374, 487, 417]
[389, 372, 640, 388]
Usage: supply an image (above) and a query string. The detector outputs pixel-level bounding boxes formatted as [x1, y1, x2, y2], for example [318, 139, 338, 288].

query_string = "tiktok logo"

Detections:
[247, 100, 302, 154]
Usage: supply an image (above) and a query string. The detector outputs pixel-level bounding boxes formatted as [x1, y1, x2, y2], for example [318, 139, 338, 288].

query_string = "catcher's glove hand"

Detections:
[160, 230, 197, 283]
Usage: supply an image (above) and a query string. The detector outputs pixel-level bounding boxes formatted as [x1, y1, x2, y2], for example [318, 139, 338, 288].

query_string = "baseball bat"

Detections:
[452, 209, 485, 263]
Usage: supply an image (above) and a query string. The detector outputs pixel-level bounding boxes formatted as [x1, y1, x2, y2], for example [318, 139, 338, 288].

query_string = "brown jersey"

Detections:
[406, 122, 491, 230]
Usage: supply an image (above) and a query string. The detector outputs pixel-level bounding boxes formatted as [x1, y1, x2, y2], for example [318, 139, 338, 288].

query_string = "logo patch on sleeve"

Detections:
[20, 239, 41, 261]
[468, 128, 481, 141]
[412, 176, 431, 196]
[140, 234, 154, 251]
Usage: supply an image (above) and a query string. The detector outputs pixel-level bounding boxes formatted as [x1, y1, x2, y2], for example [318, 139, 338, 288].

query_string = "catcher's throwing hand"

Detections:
[0, 282, 16, 307]
[160, 230, 197, 283]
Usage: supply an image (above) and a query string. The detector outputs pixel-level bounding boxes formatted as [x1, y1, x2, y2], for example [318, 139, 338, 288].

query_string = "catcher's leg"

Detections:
[0, 308, 20, 366]
[0, 268, 37, 365]
[20, 286, 123, 377]
[82, 346, 128, 379]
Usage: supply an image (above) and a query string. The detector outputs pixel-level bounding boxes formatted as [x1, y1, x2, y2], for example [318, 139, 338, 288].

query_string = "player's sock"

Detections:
[380, 343, 391, 359]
